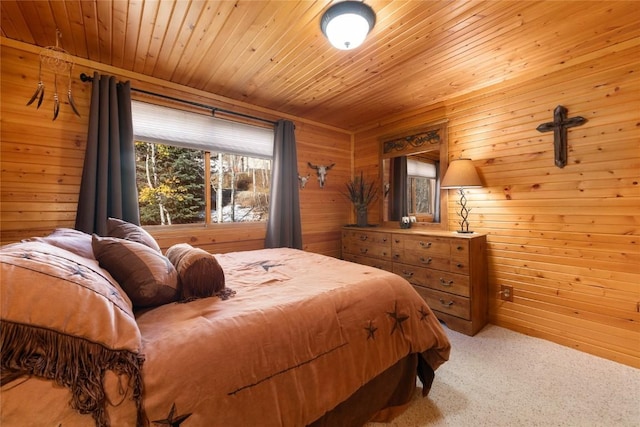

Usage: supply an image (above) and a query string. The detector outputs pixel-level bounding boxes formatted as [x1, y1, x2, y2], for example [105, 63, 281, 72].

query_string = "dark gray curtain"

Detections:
[75, 72, 139, 235]
[265, 119, 302, 249]
[390, 156, 408, 221]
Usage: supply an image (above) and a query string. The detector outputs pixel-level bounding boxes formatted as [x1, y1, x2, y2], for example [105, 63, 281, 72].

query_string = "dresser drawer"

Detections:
[344, 253, 393, 272]
[392, 250, 450, 271]
[393, 263, 428, 286]
[343, 240, 391, 259]
[449, 256, 470, 274]
[423, 270, 470, 297]
[392, 235, 450, 255]
[343, 230, 390, 246]
[413, 286, 470, 320]
[450, 240, 469, 257]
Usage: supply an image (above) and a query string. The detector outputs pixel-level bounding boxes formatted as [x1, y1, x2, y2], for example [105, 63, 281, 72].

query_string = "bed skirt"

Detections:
[310, 353, 433, 426]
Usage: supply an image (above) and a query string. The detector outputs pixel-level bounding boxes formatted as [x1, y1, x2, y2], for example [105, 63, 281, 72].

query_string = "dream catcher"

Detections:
[26, 29, 80, 120]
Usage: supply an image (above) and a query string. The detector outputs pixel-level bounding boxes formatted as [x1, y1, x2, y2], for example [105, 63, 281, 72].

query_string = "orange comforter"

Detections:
[1, 248, 450, 426]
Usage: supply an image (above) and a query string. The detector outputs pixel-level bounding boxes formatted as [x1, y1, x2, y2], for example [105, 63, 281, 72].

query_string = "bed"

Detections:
[0, 224, 451, 426]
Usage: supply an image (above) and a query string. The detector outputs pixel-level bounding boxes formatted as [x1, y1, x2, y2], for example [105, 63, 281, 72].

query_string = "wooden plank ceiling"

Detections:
[1, 0, 638, 131]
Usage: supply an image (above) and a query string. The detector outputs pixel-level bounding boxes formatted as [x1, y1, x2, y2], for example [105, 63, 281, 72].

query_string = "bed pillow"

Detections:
[93, 235, 178, 308]
[106, 217, 161, 253]
[23, 227, 95, 259]
[0, 241, 145, 425]
[165, 243, 226, 300]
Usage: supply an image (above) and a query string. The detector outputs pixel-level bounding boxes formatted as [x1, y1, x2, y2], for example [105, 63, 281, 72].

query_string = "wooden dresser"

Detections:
[342, 226, 488, 336]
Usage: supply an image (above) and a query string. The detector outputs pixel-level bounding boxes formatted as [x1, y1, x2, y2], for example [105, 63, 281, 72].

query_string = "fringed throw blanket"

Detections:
[0, 242, 146, 427]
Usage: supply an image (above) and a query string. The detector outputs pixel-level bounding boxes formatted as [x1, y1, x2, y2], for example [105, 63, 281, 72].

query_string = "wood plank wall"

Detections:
[2, 36, 638, 367]
[354, 44, 640, 367]
[0, 39, 353, 258]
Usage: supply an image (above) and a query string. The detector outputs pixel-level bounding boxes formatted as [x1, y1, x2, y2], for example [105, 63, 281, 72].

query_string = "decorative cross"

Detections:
[536, 105, 587, 168]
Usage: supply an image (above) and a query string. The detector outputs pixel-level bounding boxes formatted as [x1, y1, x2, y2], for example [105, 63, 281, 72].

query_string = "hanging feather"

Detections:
[37, 84, 45, 109]
[26, 82, 43, 106]
[26, 58, 45, 107]
[53, 74, 60, 121]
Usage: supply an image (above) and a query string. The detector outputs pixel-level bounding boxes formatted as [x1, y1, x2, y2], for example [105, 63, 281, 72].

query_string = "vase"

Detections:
[356, 206, 368, 227]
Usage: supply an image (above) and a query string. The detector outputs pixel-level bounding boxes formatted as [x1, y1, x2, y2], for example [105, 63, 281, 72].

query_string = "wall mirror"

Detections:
[380, 121, 448, 228]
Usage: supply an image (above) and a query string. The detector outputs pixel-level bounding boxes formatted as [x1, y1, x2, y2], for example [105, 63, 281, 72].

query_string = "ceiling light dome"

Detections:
[320, 1, 376, 50]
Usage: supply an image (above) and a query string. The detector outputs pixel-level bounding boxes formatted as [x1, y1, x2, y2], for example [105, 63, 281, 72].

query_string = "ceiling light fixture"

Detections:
[320, 1, 376, 50]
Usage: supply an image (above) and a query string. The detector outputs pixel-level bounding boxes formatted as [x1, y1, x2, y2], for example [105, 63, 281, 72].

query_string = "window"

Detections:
[132, 101, 274, 226]
[406, 158, 437, 218]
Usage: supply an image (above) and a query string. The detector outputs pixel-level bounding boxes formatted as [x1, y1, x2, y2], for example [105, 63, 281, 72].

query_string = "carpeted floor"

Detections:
[366, 324, 640, 427]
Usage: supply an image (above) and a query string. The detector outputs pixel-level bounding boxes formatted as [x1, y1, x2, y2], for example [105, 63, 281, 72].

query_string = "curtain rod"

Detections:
[79, 73, 276, 126]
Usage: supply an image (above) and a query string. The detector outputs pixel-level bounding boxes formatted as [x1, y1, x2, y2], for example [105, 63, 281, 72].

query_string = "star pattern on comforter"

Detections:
[386, 301, 410, 336]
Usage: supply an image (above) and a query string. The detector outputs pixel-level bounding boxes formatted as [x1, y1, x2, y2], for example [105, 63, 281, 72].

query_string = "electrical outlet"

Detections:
[500, 285, 514, 302]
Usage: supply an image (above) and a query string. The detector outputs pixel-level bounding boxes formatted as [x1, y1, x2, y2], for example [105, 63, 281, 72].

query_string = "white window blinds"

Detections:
[131, 100, 275, 158]
[407, 158, 437, 178]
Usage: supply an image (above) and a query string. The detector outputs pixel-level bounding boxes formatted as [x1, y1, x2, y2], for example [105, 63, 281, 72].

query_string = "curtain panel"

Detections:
[389, 156, 408, 221]
[265, 120, 302, 249]
[434, 160, 441, 223]
[75, 72, 139, 235]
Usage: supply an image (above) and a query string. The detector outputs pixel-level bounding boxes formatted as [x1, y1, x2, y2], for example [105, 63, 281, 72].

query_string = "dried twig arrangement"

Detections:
[344, 171, 378, 208]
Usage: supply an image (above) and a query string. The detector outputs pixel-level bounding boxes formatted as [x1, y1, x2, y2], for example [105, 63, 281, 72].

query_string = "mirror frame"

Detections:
[379, 120, 449, 230]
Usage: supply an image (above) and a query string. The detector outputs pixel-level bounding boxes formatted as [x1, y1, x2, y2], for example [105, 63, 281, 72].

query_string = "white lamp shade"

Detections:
[321, 2, 376, 50]
[441, 158, 483, 189]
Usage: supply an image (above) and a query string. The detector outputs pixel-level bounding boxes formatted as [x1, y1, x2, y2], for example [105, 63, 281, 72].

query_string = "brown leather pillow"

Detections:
[106, 217, 161, 253]
[165, 243, 226, 300]
[92, 235, 178, 308]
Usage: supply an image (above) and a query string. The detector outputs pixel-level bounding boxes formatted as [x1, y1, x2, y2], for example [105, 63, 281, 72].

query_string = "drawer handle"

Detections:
[457, 246, 464, 251]
[359, 235, 368, 241]
[439, 298, 454, 308]
[420, 257, 432, 265]
[456, 263, 464, 268]
[382, 237, 387, 242]
[393, 254, 401, 260]
[439, 278, 454, 287]
[402, 270, 414, 278]
[419, 241, 432, 248]
[359, 248, 368, 254]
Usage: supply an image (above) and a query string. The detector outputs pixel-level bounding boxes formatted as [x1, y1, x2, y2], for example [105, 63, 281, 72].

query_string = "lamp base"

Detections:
[454, 188, 474, 234]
